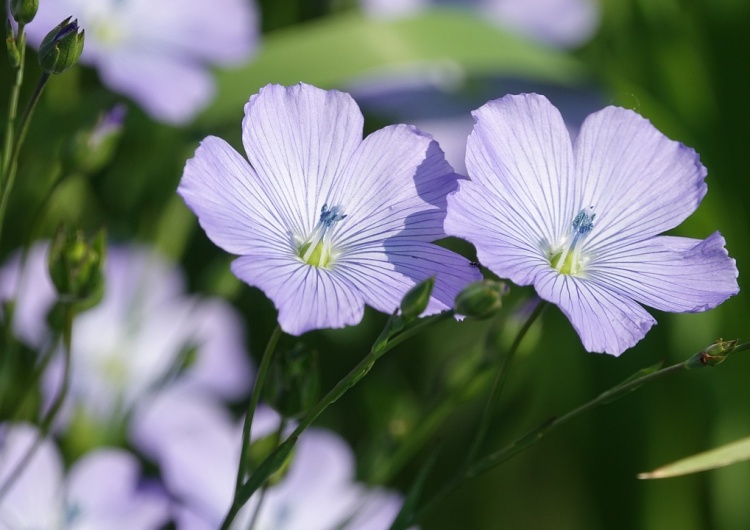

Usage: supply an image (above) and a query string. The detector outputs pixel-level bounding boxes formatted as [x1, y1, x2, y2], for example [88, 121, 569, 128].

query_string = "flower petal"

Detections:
[241, 84, 364, 239]
[574, 105, 708, 252]
[340, 241, 481, 316]
[587, 232, 739, 313]
[445, 178, 550, 287]
[334, 125, 459, 247]
[533, 270, 656, 355]
[465, 93, 577, 249]
[231, 254, 365, 335]
[97, 50, 214, 124]
[180, 136, 287, 256]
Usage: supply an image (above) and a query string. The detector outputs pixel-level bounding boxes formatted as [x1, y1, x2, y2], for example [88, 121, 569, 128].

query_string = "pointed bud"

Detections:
[400, 277, 435, 322]
[454, 280, 509, 319]
[48, 225, 106, 309]
[38, 17, 84, 74]
[6, 19, 21, 67]
[11, 0, 38, 25]
[63, 105, 126, 174]
[684, 338, 739, 369]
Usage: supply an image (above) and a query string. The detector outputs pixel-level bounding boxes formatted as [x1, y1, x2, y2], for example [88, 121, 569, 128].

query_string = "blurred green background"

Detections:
[2, 0, 750, 528]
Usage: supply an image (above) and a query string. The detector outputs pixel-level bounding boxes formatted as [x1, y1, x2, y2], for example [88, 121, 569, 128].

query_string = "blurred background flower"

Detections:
[23, 0, 259, 124]
[132, 388, 403, 530]
[0, 422, 169, 529]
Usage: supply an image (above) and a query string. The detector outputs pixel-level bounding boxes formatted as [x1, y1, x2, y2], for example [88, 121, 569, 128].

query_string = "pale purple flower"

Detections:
[0, 243, 252, 427]
[445, 93, 739, 355]
[24, 0, 258, 124]
[0, 423, 169, 529]
[178, 83, 480, 335]
[131, 388, 403, 530]
[361, 0, 600, 48]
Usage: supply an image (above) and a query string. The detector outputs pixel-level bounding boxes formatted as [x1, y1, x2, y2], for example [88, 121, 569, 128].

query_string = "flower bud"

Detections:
[454, 280, 509, 319]
[6, 20, 21, 68]
[48, 225, 106, 309]
[38, 17, 84, 74]
[400, 276, 435, 321]
[11, 0, 39, 25]
[264, 343, 320, 418]
[684, 338, 739, 369]
[63, 105, 126, 174]
[245, 433, 295, 486]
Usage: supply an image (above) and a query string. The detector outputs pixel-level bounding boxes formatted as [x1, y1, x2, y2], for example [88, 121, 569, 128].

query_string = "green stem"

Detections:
[464, 300, 546, 466]
[410, 358, 694, 525]
[1, 24, 25, 182]
[235, 324, 282, 491]
[247, 416, 287, 530]
[0, 71, 51, 244]
[0, 303, 74, 502]
[220, 310, 454, 529]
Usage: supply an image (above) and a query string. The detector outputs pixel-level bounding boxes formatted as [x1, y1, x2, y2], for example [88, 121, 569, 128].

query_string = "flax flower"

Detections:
[24, 0, 258, 124]
[179, 83, 480, 335]
[445, 94, 739, 355]
[0, 423, 169, 529]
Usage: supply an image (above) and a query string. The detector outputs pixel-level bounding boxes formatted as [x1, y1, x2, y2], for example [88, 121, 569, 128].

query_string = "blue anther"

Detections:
[319, 204, 347, 227]
[572, 207, 595, 236]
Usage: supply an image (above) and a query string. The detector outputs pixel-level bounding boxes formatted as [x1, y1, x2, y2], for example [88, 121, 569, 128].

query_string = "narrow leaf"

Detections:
[390, 442, 442, 530]
[638, 435, 750, 479]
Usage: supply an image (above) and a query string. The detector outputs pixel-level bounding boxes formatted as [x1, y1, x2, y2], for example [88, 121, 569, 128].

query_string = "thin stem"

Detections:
[0, 303, 74, 502]
[235, 325, 282, 491]
[220, 310, 455, 529]
[464, 300, 546, 466]
[1, 24, 25, 182]
[248, 416, 287, 530]
[0, 72, 51, 244]
[410, 359, 690, 525]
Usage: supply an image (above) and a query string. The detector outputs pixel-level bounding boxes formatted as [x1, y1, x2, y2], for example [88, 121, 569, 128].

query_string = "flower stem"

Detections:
[463, 299, 546, 466]
[0, 71, 51, 244]
[235, 324, 283, 491]
[0, 303, 74, 502]
[406, 344, 740, 527]
[1, 24, 25, 183]
[220, 310, 454, 529]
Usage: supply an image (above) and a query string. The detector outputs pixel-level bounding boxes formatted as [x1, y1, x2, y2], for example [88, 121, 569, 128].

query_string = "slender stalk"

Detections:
[235, 325, 283, 491]
[409, 357, 699, 525]
[1, 24, 25, 182]
[0, 303, 74, 502]
[220, 311, 455, 529]
[0, 72, 51, 243]
[464, 300, 546, 466]
[248, 416, 287, 530]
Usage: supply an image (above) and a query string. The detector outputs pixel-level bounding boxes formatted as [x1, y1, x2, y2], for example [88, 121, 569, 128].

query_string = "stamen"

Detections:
[299, 204, 347, 268]
[551, 207, 596, 275]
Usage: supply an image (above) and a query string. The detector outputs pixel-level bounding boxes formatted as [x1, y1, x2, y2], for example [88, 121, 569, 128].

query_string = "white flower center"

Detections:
[297, 204, 346, 268]
[549, 206, 595, 275]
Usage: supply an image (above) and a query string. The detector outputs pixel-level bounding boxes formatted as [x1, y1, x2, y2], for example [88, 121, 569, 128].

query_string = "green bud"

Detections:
[38, 17, 84, 74]
[400, 277, 435, 321]
[63, 105, 126, 174]
[48, 225, 106, 309]
[6, 19, 21, 68]
[684, 338, 739, 369]
[264, 343, 320, 418]
[245, 433, 295, 486]
[11, 0, 39, 25]
[454, 280, 509, 319]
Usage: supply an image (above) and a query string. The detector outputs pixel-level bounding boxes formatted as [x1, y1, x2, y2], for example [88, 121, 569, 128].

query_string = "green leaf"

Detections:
[200, 10, 586, 125]
[638, 435, 750, 479]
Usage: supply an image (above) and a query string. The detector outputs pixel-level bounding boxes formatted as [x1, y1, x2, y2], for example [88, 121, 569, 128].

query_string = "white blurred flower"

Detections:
[24, 0, 259, 124]
[132, 388, 403, 530]
[0, 243, 252, 429]
[0, 423, 169, 529]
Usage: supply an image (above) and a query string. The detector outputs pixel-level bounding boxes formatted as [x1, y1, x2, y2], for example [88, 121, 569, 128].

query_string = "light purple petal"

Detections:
[465, 93, 577, 254]
[97, 50, 214, 124]
[534, 269, 656, 355]
[231, 254, 365, 335]
[575, 105, 708, 253]
[179, 136, 284, 255]
[0, 423, 63, 528]
[346, 490, 403, 530]
[65, 450, 170, 530]
[587, 232, 739, 313]
[241, 84, 365, 239]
